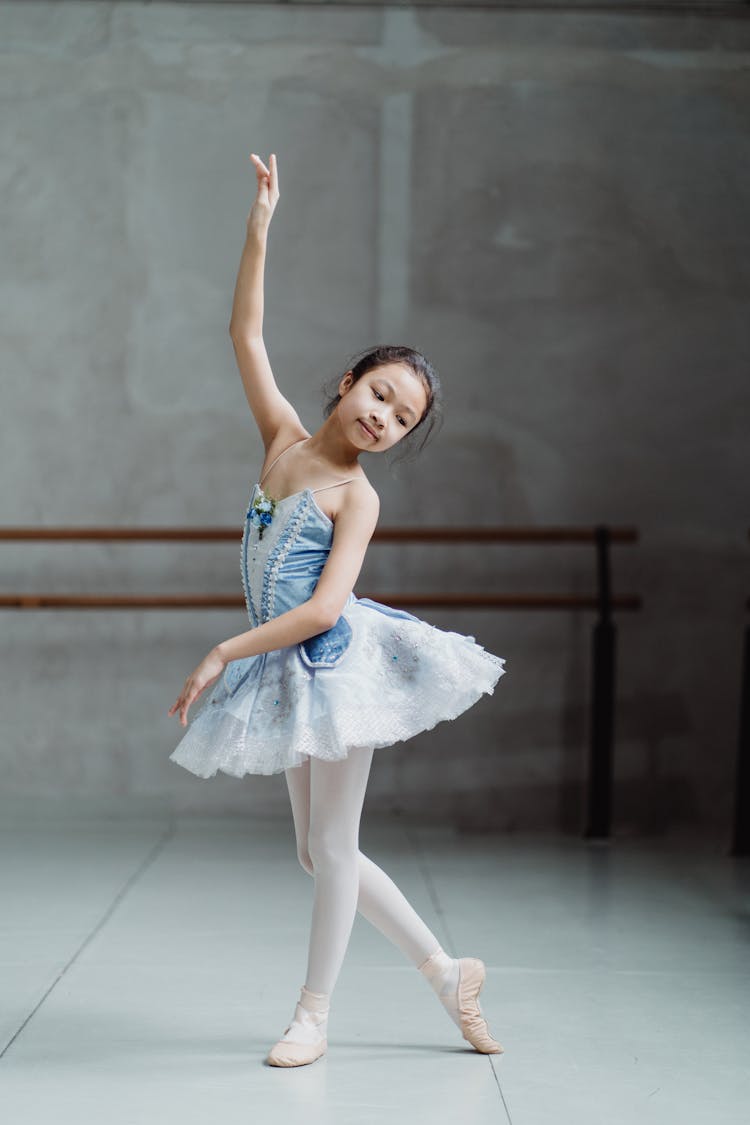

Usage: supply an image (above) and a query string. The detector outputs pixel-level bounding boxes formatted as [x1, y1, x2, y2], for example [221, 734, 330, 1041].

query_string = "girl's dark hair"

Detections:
[322, 344, 442, 463]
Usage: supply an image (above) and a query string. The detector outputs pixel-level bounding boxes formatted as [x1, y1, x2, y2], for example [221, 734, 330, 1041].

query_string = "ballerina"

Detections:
[168, 151, 507, 1067]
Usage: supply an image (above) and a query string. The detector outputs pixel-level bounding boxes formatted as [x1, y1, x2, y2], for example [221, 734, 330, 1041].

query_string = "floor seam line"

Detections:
[403, 826, 510, 1112]
[0, 817, 176, 1061]
[490, 1053, 514, 1123]
[402, 825, 458, 957]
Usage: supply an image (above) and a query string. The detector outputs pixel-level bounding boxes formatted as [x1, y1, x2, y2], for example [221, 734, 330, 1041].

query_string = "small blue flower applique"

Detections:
[248, 488, 277, 541]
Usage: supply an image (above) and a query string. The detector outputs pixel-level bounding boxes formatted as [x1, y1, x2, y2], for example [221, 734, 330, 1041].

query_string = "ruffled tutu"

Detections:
[169, 603, 508, 778]
[169, 598, 506, 778]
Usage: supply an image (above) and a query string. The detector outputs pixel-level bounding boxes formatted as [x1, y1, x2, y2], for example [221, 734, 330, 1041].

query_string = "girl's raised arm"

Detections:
[229, 153, 306, 451]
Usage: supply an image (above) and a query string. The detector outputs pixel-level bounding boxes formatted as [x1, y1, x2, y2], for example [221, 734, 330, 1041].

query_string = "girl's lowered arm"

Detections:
[229, 153, 305, 450]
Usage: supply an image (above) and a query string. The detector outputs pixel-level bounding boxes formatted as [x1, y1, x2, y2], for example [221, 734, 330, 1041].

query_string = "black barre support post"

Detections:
[586, 525, 616, 839]
[731, 624, 750, 856]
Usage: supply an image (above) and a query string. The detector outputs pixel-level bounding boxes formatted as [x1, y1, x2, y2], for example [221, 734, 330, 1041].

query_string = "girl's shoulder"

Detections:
[322, 473, 379, 532]
[335, 474, 380, 519]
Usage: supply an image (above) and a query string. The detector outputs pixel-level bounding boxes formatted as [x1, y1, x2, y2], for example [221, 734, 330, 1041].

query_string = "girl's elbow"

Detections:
[311, 600, 342, 633]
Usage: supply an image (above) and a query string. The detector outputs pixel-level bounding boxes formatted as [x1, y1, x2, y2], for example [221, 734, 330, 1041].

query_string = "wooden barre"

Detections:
[0, 593, 642, 610]
[0, 525, 639, 544]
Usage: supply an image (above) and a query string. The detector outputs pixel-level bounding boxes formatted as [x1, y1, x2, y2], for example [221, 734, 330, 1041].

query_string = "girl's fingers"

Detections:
[250, 153, 270, 179]
[169, 678, 190, 721]
[180, 684, 192, 723]
[180, 684, 203, 725]
[250, 153, 277, 200]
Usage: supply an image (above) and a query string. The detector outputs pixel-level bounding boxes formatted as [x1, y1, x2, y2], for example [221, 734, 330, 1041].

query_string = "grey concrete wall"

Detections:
[1, 2, 748, 836]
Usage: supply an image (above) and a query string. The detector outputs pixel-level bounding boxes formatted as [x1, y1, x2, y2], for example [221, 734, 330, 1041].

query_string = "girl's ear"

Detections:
[338, 369, 354, 396]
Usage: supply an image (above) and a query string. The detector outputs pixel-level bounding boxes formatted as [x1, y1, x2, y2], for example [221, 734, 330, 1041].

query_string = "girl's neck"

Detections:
[303, 417, 362, 474]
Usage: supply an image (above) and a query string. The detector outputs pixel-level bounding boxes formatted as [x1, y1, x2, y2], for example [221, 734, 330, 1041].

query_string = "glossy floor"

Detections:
[1, 797, 748, 1124]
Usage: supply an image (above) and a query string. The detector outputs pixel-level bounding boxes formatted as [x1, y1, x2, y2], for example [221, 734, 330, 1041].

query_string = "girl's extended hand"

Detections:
[168, 647, 226, 727]
[247, 152, 279, 233]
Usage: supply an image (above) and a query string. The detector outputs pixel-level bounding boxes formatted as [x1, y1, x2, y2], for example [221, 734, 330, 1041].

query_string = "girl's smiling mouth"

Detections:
[358, 419, 377, 440]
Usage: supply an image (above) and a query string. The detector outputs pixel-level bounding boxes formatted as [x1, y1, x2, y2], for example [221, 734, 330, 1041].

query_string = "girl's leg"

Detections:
[304, 745, 375, 993]
[285, 756, 442, 967]
[275, 752, 502, 1063]
[267, 747, 374, 1067]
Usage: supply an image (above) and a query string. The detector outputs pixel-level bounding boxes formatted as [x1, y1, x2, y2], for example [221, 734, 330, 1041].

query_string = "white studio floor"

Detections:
[1, 796, 748, 1125]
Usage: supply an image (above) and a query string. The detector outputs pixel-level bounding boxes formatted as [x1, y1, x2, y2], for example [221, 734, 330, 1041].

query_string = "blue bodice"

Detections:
[240, 485, 355, 668]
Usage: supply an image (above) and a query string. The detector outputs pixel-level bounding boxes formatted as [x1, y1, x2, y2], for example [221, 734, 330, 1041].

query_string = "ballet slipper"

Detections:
[455, 957, 504, 1054]
[266, 1032, 327, 1068]
[418, 950, 504, 1055]
[266, 986, 329, 1068]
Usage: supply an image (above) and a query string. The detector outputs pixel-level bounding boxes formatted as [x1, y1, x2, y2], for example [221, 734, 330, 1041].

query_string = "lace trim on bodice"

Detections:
[241, 487, 323, 625]
[261, 491, 313, 622]
[240, 497, 259, 627]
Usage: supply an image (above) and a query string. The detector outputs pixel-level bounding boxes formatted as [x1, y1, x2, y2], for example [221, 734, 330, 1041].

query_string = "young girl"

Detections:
[168, 152, 507, 1068]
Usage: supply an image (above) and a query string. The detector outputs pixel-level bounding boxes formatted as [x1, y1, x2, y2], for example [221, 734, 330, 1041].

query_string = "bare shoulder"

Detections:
[333, 476, 380, 529]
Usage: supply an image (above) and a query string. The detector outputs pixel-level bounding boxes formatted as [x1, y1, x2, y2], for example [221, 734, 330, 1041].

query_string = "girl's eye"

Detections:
[373, 389, 384, 401]
[397, 416, 407, 427]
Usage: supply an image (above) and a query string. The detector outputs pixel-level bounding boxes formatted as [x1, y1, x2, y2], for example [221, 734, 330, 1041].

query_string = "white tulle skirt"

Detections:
[168, 599, 506, 778]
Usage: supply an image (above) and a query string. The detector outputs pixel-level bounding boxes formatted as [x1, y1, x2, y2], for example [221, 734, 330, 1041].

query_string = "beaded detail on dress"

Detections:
[261, 491, 313, 623]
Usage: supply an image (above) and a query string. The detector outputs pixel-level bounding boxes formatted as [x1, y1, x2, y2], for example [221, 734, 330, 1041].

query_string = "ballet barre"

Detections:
[0, 523, 641, 840]
[731, 531, 750, 856]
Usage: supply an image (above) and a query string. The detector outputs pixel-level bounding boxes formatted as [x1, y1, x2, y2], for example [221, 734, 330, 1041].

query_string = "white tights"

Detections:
[284, 747, 444, 997]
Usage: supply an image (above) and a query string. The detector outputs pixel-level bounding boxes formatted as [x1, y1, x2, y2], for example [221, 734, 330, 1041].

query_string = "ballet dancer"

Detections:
[169, 152, 507, 1067]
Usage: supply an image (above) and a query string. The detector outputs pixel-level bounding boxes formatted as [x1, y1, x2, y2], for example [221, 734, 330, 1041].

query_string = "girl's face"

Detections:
[336, 364, 428, 453]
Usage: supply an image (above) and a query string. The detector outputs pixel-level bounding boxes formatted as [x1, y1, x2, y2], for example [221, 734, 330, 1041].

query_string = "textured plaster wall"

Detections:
[1, 2, 748, 835]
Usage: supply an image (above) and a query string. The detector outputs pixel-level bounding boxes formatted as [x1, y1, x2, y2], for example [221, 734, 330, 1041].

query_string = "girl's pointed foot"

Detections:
[456, 957, 503, 1054]
[266, 985, 329, 1068]
[418, 949, 504, 1055]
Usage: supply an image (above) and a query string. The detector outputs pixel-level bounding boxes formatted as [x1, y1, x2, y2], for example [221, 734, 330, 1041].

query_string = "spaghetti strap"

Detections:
[260, 439, 306, 486]
[311, 478, 359, 495]
[261, 439, 361, 496]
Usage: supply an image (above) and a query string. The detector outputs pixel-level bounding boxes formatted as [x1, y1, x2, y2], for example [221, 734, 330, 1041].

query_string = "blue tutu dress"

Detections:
[169, 458, 506, 779]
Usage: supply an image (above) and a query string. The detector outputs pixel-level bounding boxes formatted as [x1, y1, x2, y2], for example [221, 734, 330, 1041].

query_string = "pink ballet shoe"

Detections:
[266, 986, 329, 1068]
[456, 957, 504, 1054]
[266, 1034, 327, 1068]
